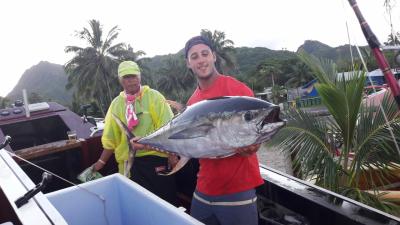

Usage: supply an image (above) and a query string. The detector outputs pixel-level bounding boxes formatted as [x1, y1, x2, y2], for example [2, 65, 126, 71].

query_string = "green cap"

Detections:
[118, 61, 141, 78]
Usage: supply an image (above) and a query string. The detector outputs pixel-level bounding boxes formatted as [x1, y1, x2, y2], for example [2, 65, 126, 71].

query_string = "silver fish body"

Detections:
[139, 96, 285, 159]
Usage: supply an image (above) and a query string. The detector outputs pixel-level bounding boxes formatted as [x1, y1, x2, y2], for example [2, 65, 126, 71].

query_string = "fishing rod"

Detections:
[348, 0, 400, 109]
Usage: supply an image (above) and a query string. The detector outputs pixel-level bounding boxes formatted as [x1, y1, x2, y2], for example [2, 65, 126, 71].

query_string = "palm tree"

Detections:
[156, 56, 195, 102]
[384, 32, 400, 46]
[384, 0, 397, 46]
[200, 29, 236, 74]
[113, 43, 145, 62]
[285, 61, 313, 88]
[65, 20, 145, 114]
[258, 63, 282, 87]
[248, 61, 283, 92]
[270, 85, 287, 104]
[269, 52, 400, 214]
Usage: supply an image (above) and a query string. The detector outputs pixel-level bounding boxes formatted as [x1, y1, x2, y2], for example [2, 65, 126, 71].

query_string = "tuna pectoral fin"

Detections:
[169, 124, 214, 139]
[158, 156, 190, 176]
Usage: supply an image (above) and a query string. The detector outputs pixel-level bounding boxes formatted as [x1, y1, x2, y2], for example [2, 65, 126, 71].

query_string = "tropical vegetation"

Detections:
[156, 55, 195, 101]
[64, 19, 145, 115]
[3, 10, 400, 214]
[0, 97, 10, 109]
[268, 52, 400, 214]
[200, 29, 236, 74]
[2, 0, 399, 216]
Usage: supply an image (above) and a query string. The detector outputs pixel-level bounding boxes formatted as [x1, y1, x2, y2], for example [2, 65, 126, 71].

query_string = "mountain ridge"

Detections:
[6, 40, 366, 106]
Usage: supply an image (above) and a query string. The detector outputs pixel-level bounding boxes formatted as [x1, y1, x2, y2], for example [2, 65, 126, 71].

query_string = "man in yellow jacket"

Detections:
[93, 60, 177, 205]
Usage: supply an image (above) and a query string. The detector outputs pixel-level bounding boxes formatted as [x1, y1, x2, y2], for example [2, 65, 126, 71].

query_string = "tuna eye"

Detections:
[244, 111, 254, 121]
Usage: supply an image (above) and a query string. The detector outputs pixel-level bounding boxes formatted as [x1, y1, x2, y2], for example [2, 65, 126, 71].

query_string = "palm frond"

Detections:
[65, 20, 144, 112]
[297, 51, 337, 84]
[269, 108, 342, 189]
[270, 51, 400, 215]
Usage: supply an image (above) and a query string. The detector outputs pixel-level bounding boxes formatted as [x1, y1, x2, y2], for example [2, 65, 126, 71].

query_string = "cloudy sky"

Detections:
[0, 0, 398, 97]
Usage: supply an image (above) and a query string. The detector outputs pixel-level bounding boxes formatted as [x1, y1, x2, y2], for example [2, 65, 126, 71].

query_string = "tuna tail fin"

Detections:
[157, 156, 190, 176]
[112, 113, 137, 177]
[111, 113, 135, 139]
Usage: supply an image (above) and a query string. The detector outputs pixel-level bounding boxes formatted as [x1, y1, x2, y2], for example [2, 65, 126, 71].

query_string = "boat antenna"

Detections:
[22, 89, 30, 118]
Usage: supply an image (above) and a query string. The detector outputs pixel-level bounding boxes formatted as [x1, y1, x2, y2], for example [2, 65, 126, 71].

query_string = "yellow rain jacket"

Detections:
[101, 86, 174, 174]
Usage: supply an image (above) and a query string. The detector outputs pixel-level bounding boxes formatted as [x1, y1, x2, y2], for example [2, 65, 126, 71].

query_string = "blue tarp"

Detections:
[301, 69, 400, 97]
[301, 79, 318, 98]
[301, 79, 317, 89]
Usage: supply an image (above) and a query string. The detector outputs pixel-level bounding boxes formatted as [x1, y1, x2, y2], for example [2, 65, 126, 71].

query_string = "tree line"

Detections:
[64, 20, 400, 117]
[1, 19, 398, 115]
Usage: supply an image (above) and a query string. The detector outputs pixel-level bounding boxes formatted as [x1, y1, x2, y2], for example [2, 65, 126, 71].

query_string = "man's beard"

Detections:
[197, 69, 216, 81]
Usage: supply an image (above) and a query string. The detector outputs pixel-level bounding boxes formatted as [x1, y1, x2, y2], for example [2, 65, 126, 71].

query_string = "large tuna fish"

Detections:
[112, 96, 285, 175]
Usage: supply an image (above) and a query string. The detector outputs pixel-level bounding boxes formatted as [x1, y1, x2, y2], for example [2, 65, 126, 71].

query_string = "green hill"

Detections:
[141, 47, 295, 80]
[297, 40, 370, 70]
[7, 61, 73, 106]
[7, 40, 366, 106]
[234, 47, 296, 76]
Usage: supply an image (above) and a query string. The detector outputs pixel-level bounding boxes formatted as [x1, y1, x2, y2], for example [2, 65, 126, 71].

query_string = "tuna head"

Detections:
[139, 96, 285, 159]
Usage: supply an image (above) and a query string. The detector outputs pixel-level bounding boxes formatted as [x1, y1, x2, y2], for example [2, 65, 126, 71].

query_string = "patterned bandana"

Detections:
[125, 89, 141, 131]
[184, 36, 213, 58]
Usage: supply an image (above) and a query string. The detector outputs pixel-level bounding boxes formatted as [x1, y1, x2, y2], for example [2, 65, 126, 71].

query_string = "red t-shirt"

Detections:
[187, 75, 264, 196]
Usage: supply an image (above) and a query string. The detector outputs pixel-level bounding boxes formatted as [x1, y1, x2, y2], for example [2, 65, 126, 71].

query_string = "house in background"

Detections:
[298, 68, 400, 99]
[301, 79, 319, 98]
[283, 68, 400, 109]
[255, 87, 272, 101]
[285, 80, 317, 101]
[337, 68, 400, 86]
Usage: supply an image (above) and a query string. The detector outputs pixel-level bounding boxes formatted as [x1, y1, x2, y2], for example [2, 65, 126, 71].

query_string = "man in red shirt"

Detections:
[184, 36, 264, 225]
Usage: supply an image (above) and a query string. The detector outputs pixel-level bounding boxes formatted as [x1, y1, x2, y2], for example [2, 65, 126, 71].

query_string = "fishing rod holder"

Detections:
[0, 135, 11, 149]
[15, 172, 53, 208]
